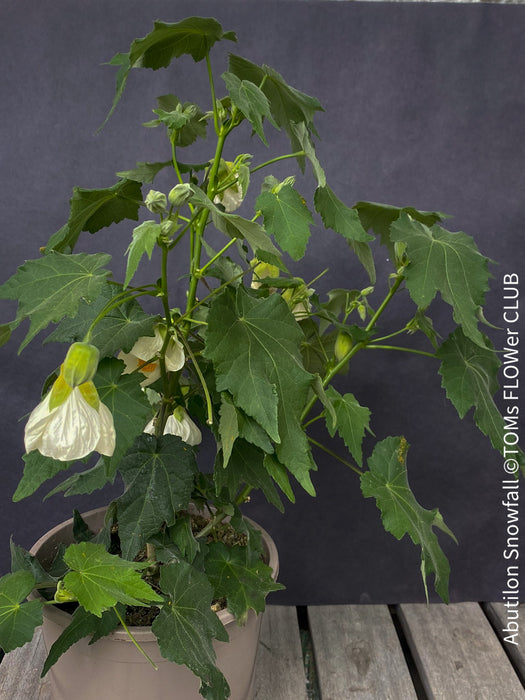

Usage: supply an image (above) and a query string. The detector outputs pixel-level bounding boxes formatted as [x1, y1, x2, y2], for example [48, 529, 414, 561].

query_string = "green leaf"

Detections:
[153, 96, 208, 147]
[116, 160, 172, 183]
[0, 252, 111, 352]
[390, 214, 490, 346]
[190, 186, 282, 262]
[437, 328, 525, 469]
[214, 440, 283, 512]
[103, 18, 236, 125]
[205, 542, 283, 625]
[124, 220, 161, 288]
[205, 287, 316, 495]
[315, 186, 372, 243]
[324, 386, 371, 467]
[256, 184, 313, 261]
[10, 540, 57, 587]
[63, 542, 163, 617]
[45, 283, 157, 358]
[45, 459, 113, 499]
[288, 121, 325, 185]
[152, 561, 229, 700]
[94, 358, 154, 480]
[13, 451, 75, 502]
[218, 393, 239, 468]
[0, 570, 43, 653]
[361, 436, 454, 602]
[354, 200, 447, 256]
[0, 324, 11, 347]
[263, 454, 295, 504]
[45, 179, 142, 253]
[229, 54, 323, 147]
[115, 434, 197, 559]
[222, 72, 277, 146]
[42, 605, 121, 676]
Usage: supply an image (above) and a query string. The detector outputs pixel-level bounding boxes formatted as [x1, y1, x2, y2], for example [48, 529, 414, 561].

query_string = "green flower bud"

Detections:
[168, 183, 193, 207]
[334, 331, 353, 361]
[160, 219, 179, 237]
[62, 342, 100, 387]
[145, 189, 167, 214]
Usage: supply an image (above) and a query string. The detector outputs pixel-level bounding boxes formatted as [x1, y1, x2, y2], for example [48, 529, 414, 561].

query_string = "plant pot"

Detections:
[29, 507, 279, 700]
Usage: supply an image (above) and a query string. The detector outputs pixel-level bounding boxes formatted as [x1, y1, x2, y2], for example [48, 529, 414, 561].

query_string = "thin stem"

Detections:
[83, 288, 157, 343]
[366, 344, 436, 359]
[250, 151, 305, 175]
[171, 139, 184, 185]
[206, 52, 220, 136]
[113, 606, 159, 670]
[307, 436, 363, 476]
[178, 334, 214, 426]
[198, 237, 238, 277]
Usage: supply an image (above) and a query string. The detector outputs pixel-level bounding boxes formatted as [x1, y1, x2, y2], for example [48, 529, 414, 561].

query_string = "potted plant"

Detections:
[0, 15, 521, 700]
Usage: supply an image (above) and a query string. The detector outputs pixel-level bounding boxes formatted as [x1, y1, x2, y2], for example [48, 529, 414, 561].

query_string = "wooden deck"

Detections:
[1, 603, 524, 699]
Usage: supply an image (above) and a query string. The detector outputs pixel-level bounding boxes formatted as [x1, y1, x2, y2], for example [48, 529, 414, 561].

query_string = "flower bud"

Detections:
[145, 189, 167, 214]
[62, 343, 100, 387]
[168, 183, 193, 207]
[334, 331, 353, 361]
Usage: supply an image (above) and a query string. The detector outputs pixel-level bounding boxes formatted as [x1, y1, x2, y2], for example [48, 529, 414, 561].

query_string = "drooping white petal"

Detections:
[164, 412, 202, 446]
[96, 402, 116, 456]
[164, 337, 185, 372]
[38, 388, 101, 461]
[24, 386, 116, 461]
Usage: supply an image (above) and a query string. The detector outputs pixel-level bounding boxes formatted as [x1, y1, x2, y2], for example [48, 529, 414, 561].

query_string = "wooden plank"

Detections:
[484, 602, 525, 683]
[0, 627, 52, 699]
[254, 605, 308, 700]
[399, 602, 525, 699]
[308, 604, 417, 699]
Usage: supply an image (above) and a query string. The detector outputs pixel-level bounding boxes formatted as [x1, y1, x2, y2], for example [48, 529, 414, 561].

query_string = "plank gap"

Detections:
[482, 602, 525, 687]
[297, 606, 321, 700]
[389, 605, 428, 700]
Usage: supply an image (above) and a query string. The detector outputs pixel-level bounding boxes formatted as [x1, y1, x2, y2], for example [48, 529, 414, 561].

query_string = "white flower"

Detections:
[213, 160, 246, 213]
[144, 406, 202, 446]
[118, 326, 185, 387]
[24, 379, 115, 461]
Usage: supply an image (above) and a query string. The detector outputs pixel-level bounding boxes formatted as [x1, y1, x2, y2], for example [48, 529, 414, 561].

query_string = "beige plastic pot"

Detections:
[29, 507, 279, 700]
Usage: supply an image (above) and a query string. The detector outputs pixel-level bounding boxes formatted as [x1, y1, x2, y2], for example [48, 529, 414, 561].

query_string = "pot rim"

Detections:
[29, 506, 279, 641]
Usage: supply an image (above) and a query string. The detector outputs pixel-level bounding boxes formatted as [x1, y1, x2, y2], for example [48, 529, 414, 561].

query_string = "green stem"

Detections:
[206, 52, 220, 136]
[83, 288, 157, 343]
[250, 151, 305, 175]
[307, 436, 363, 476]
[113, 606, 159, 670]
[171, 139, 184, 185]
[197, 237, 238, 278]
[178, 334, 214, 426]
[366, 344, 436, 359]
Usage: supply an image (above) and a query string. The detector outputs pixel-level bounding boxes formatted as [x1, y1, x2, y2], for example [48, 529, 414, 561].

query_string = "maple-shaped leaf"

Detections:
[205, 542, 283, 625]
[42, 605, 121, 676]
[93, 358, 153, 479]
[354, 200, 446, 257]
[149, 95, 208, 148]
[204, 287, 316, 495]
[390, 213, 490, 347]
[323, 386, 371, 467]
[152, 561, 229, 700]
[116, 160, 172, 184]
[103, 18, 236, 126]
[13, 451, 74, 502]
[437, 328, 525, 470]
[124, 220, 161, 288]
[361, 436, 455, 603]
[222, 72, 277, 146]
[190, 186, 282, 263]
[288, 121, 326, 185]
[0, 570, 43, 653]
[256, 184, 313, 261]
[0, 252, 111, 352]
[315, 186, 372, 243]
[228, 54, 323, 148]
[45, 283, 157, 358]
[62, 542, 163, 617]
[45, 179, 142, 253]
[214, 439, 283, 512]
[115, 434, 197, 559]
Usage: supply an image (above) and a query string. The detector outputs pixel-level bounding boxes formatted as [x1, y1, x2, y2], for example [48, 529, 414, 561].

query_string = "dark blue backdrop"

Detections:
[0, 0, 523, 604]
